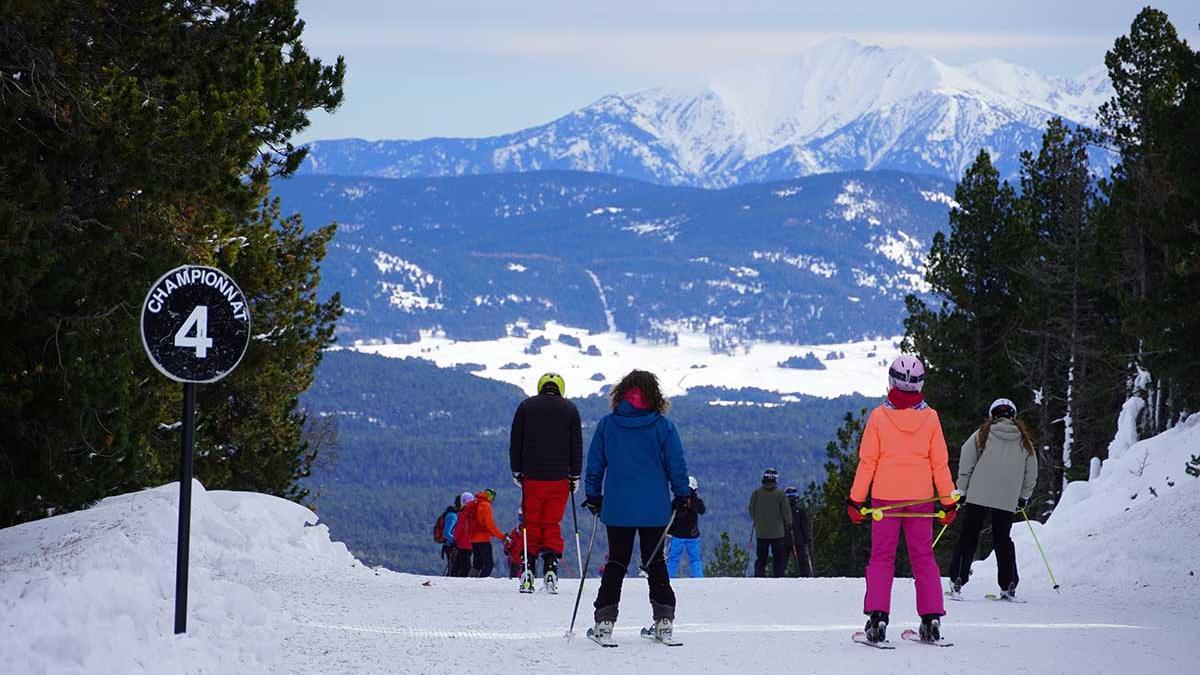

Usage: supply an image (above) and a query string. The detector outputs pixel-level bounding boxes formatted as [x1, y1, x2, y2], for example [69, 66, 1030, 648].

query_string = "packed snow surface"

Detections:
[348, 321, 897, 399]
[3, 414, 1198, 673]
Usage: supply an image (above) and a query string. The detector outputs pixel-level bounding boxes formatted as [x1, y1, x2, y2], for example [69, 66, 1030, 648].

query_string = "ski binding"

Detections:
[901, 629, 954, 647]
[985, 593, 1027, 603]
[640, 626, 683, 646]
[587, 628, 618, 648]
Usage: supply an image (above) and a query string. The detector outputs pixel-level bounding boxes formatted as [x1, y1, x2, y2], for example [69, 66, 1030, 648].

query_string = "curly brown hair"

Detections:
[609, 369, 670, 414]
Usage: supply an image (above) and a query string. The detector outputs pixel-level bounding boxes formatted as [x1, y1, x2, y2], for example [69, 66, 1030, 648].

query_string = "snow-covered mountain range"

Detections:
[302, 38, 1113, 186]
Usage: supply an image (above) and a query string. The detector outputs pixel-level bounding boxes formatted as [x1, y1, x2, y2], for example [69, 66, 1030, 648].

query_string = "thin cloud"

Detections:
[308, 27, 1113, 73]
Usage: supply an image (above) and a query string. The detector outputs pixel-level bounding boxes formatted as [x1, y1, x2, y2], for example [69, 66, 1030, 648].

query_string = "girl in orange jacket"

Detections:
[848, 356, 957, 646]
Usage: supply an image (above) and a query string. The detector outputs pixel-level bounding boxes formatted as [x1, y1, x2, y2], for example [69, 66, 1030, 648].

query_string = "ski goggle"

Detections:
[888, 367, 925, 385]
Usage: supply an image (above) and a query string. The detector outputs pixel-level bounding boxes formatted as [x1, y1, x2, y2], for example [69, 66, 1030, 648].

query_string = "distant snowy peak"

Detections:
[302, 38, 1114, 186]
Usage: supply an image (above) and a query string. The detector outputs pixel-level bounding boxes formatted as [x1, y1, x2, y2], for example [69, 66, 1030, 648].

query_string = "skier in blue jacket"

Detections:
[583, 369, 691, 646]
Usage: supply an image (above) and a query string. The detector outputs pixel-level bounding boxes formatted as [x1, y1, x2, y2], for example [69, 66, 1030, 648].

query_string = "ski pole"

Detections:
[1020, 508, 1060, 592]
[639, 509, 678, 573]
[567, 511, 600, 638]
[861, 493, 960, 519]
[570, 491, 584, 585]
[933, 523, 949, 548]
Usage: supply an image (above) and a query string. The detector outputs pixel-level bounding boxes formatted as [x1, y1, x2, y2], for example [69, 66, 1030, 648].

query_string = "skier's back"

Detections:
[847, 356, 957, 645]
[667, 476, 706, 578]
[947, 398, 1038, 600]
[783, 486, 813, 577]
[749, 468, 791, 577]
[583, 369, 690, 646]
[509, 372, 583, 591]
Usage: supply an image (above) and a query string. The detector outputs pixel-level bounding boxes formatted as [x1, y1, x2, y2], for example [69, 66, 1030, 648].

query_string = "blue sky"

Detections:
[295, 0, 1200, 143]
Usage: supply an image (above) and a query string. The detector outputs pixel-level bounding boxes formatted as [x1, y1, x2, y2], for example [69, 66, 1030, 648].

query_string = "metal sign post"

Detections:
[140, 265, 250, 635]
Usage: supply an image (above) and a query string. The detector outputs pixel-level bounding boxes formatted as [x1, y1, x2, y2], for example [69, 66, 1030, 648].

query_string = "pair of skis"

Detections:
[587, 626, 683, 648]
[851, 630, 953, 649]
[519, 569, 557, 594]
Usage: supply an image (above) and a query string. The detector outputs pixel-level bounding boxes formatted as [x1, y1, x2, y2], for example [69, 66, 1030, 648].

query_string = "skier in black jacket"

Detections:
[509, 372, 583, 592]
[666, 476, 706, 577]
[783, 486, 814, 577]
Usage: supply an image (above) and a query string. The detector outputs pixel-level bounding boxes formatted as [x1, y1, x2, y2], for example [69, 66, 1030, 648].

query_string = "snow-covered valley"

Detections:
[3, 409, 1198, 674]
[348, 322, 897, 399]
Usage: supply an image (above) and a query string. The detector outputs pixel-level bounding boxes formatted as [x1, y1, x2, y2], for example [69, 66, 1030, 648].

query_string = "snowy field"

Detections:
[3, 410, 1198, 674]
[349, 322, 897, 399]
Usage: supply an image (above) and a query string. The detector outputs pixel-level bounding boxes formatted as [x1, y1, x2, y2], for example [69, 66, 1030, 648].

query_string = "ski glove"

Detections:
[671, 495, 691, 512]
[504, 534, 513, 547]
[512, 472, 523, 488]
[568, 475, 580, 494]
[1017, 497, 1028, 511]
[846, 499, 865, 525]
[583, 496, 602, 515]
[937, 503, 958, 526]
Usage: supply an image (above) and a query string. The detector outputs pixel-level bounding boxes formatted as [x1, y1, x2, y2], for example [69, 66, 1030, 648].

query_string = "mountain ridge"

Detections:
[301, 38, 1113, 186]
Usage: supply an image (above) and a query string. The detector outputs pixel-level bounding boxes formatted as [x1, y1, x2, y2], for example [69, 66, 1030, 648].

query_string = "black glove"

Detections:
[512, 472, 523, 488]
[1017, 497, 1028, 510]
[583, 496, 602, 515]
[568, 475, 580, 494]
[671, 495, 691, 512]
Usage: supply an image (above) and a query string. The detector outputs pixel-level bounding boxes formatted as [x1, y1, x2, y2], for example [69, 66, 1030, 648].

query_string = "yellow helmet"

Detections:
[537, 372, 565, 396]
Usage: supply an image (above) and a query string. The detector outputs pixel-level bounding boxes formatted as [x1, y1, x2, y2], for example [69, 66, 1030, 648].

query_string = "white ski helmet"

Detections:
[461, 491, 475, 504]
[888, 355, 926, 393]
[688, 476, 699, 491]
[989, 398, 1017, 418]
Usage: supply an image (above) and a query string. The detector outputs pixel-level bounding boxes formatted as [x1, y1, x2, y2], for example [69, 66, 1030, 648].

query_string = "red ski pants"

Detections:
[523, 479, 569, 556]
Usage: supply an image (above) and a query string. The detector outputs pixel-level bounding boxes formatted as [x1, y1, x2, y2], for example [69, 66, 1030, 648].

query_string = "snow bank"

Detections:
[973, 412, 1200, 612]
[0, 481, 358, 675]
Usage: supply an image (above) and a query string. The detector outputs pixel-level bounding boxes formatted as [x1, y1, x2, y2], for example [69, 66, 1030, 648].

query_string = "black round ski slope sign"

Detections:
[141, 265, 251, 383]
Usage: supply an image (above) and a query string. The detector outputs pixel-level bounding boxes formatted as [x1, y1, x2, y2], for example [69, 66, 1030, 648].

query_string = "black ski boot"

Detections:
[864, 610, 889, 643]
[919, 614, 942, 642]
[1000, 582, 1017, 601]
[542, 551, 559, 594]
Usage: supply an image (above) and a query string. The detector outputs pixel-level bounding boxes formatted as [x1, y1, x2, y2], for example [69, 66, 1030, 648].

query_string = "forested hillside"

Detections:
[303, 350, 872, 573]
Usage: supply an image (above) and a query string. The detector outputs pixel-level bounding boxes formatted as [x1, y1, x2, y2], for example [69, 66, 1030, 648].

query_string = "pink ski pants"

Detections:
[863, 499, 945, 617]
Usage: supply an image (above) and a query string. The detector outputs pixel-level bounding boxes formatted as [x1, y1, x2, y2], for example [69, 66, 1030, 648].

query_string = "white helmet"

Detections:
[688, 476, 698, 491]
[989, 398, 1017, 418]
[888, 355, 926, 393]
[461, 491, 475, 504]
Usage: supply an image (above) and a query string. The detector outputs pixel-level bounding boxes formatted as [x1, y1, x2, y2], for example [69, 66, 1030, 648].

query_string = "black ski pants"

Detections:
[947, 503, 1020, 591]
[451, 548, 473, 576]
[781, 540, 813, 577]
[471, 542, 495, 577]
[755, 537, 787, 577]
[593, 525, 676, 623]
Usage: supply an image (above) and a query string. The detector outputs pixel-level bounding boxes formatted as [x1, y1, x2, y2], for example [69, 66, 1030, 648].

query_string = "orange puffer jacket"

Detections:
[470, 492, 507, 543]
[850, 404, 956, 505]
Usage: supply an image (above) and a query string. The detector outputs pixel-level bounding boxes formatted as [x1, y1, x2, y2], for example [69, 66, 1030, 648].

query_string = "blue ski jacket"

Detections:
[585, 400, 690, 527]
[442, 511, 458, 545]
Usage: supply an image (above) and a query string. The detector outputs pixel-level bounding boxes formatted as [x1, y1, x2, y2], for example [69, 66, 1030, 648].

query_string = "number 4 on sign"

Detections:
[174, 305, 213, 358]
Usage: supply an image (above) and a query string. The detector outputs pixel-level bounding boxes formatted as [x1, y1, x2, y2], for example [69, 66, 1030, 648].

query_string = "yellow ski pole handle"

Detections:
[862, 492, 961, 516]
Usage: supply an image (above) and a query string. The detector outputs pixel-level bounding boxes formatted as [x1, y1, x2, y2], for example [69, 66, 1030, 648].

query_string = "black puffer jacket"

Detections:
[668, 490, 706, 538]
[509, 391, 583, 481]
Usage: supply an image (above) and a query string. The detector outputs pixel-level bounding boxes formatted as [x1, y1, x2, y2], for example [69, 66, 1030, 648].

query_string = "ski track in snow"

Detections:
[583, 269, 617, 333]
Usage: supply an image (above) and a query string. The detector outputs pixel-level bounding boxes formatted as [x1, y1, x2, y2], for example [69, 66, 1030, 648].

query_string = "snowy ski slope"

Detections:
[3, 413, 1198, 674]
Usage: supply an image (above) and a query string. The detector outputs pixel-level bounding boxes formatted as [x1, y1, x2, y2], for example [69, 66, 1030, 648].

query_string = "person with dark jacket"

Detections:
[782, 486, 814, 577]
[666, 476, 706, 578]
[749, 468, 792, 577]
[510, 372, 583, 586]
[583, 370, 690, 645]
[947, 398, 1038, 600]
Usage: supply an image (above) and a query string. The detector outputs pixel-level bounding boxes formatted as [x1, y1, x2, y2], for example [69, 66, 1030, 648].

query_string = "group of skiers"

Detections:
[748, 470, 813, 578]
[431, 355, 1039, 647]
[847, 356, 1038, 646]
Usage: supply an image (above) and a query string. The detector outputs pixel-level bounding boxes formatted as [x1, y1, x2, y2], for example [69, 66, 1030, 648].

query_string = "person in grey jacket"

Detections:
[946, 398, 1038, 599]
[749, 468, 792, 577]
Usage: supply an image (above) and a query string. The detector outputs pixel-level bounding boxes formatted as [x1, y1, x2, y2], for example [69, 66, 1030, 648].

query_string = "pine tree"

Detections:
[903, 150, 1028, 448]
[1010, 119, 1123, 499]
[1187, 455, 1200, 478]
[0, 2, 345, 525]
[1095, 7, 1200, 432]
[703, 531, 750, 577]
[800, 410, 872, 576]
